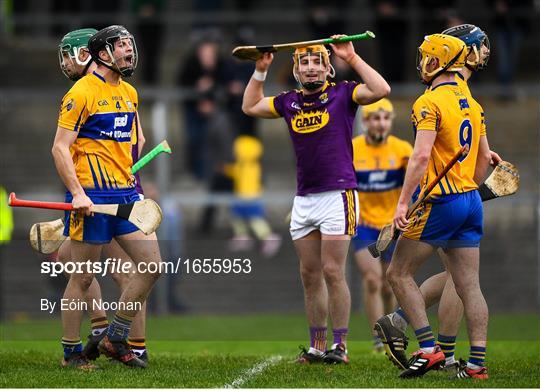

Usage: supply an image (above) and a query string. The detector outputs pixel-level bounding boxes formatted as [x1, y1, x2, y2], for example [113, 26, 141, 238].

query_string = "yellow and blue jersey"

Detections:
[411, 81, 484, 199]
[455, 73, 486, 137]
[404, 79, 486, 248]
[57, 71, 138, 192]
[352, 134, 412, 229]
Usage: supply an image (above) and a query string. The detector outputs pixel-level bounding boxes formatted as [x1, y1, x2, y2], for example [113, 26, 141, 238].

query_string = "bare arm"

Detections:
[474, 135, 492, 184]
[51, 126, 93, 214]
[393, 130, 437, 230]
[242, 52, 280, 118]
[329, 35, 391, 105]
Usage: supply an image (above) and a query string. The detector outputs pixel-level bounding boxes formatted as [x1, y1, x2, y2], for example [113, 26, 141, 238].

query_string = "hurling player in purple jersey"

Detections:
[242, 34, 390, 364]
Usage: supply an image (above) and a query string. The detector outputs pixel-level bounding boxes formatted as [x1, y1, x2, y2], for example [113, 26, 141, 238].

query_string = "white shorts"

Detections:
[290, 189, 359, 241]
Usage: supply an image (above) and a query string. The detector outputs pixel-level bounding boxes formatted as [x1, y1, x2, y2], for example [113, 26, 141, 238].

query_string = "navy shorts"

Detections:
[403, 190, 483, 248]
[63, 188, 140, 244]
[352, 225, 395, 262]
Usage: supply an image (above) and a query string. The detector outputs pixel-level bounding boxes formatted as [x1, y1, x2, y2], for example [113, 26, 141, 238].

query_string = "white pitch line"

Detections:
[222, 355, 283, 388]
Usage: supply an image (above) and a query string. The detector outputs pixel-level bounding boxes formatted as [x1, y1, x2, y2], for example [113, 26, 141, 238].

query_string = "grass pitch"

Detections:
[1, 313, 539, 388]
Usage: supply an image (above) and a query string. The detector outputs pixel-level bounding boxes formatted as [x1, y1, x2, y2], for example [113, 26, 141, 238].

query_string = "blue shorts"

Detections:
[352, 225, 394, 262]
[63, 189, 140, 244]
[231, 199, 265, 219]
[403, 190, 483, 248]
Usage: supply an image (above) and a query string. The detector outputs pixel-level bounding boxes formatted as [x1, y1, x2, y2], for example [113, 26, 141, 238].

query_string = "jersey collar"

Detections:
[431, 81, 457, 91]
[92, 71, 106, 83]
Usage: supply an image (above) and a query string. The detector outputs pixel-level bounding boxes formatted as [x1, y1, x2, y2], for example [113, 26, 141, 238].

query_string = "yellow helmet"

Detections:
[293, 45, 330, 68]
[292, 45, 334, 90]
[362, 98, 394, 119]
[417, 34, 467, 83]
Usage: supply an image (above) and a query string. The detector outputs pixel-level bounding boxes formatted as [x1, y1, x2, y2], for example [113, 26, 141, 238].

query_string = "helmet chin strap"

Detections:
[302, 80, 325, 91]
[421, 47, 465, 85]
[81, 60, 93, 77]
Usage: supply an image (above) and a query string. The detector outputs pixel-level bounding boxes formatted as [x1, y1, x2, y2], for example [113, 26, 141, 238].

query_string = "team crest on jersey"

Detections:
[65, 99, 75, 112]
[319, 93, 328, 104]
[420, 106, 430, 119]
[291, 102, 301, 110]
[126, 100, 133, 109]
[291, 109, 329, 134]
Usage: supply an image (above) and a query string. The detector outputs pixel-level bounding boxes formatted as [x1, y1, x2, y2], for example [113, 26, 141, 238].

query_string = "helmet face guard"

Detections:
[465, 33, 490, 71]
[441, 24, 490, 71]
[58, 28, 97, 81]
[293, 45, 335, 91]
[89, 26, 138, 78]
[59, 45, 92, 81]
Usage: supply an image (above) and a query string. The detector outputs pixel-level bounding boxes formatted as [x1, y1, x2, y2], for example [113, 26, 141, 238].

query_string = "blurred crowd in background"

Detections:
[0, 0, 538, 316]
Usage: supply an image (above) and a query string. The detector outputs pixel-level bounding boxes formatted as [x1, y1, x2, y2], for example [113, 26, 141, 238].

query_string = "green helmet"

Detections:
[59, 28, 97, 80]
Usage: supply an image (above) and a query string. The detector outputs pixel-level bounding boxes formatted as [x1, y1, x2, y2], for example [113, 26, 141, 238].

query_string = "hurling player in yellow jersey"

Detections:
[52, 25, 160, 369]
[351, 98, 412, 353]
[51, 28, 151, 367]
[385, 34, 491, 379]
[376, 26, 498, 378]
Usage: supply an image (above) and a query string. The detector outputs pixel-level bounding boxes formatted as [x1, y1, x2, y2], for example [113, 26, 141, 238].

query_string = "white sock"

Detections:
[445, 356, 456, 365]
[420, 347, 435, 354]
[467, 361, 482, 370]
[307, 347, 324, 356]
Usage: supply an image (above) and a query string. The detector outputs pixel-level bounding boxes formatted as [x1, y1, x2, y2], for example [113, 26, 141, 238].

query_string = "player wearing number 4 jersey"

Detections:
[242, 34, 390, 364]
[52, 25, 162, 369]
[46, 28, 151, 369]
[385, 34, 491, 379]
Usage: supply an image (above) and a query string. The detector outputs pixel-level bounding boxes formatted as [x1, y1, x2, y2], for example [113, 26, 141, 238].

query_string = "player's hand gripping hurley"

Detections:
[9, 193, 162, 235]
[368, 144, 469, 258]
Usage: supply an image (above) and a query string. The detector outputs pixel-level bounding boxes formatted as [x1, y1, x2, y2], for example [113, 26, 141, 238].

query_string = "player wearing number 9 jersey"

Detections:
[386, 34, 491, 380]
[376, 26, 494, 378]
[408, 74, 485, 202]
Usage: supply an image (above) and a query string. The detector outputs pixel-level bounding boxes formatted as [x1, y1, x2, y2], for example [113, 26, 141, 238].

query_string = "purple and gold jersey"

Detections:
[269, 81, 360, 195]
[58, 71, 137, 192]
[352, 134, 412, 229]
